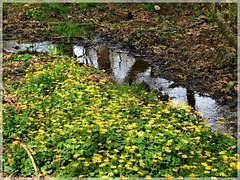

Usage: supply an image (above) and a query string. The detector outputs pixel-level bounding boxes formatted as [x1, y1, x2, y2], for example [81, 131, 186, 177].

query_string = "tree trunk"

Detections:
[205, 3, 237, 50]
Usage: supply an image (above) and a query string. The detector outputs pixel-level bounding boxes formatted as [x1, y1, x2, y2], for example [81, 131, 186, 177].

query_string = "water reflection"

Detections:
[74, 45, 135, 83]
[97, 48, 111, 70]
[135, 67, 237, 135]
[187, 88, 196, 108]
[3, 41, 55, 53]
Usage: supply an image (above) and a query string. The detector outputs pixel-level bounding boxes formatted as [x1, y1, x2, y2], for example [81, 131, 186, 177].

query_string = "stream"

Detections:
[3, 40, 237, 137]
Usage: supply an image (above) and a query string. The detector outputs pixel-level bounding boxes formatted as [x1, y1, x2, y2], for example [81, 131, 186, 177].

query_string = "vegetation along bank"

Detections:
[3, 52, 237, 178]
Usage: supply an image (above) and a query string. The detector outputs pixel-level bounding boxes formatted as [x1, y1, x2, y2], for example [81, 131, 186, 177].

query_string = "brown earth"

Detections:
[3, 3, 238, 108]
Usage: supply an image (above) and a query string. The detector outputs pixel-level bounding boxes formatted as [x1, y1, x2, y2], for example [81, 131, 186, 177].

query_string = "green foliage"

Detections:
[162, 25, 177, 37]
[227, 82, 234, 94]
[3, 53, 237, 178]
[79, 3, 99, 9]
[25, 9, 45, 20]
[50, 21, 94, 42]
[3, 7, 7, 14]
[47, 45, 65, 57]
[24, 47, 33, 53]
[41, 3, 70, 14]
[192, 70, 198, 76]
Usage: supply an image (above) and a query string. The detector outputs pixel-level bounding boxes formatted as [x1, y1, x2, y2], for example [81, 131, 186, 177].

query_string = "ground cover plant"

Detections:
[2, 52, 237, 178]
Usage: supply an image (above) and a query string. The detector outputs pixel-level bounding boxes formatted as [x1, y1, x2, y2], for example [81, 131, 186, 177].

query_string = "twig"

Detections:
[48, 21, 93, 26]
[89, 18, 113, 30]
[17, 141, 40, 178]
[103, 67, 117, 71]
[51, 35, 91, 43]
[78, 41, 98, 58]
[165, 4, 177, 15]
[180, 20, 205, 32]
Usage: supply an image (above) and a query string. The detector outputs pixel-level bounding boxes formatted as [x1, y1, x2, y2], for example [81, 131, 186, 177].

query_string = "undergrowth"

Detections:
[2, 53, 237, 178]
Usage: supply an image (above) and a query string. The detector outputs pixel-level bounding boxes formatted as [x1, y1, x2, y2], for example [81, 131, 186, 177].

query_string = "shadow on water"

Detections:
[3, 40, 237, 137]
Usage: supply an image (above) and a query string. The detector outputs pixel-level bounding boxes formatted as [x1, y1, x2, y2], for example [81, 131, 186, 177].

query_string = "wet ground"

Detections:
[3, 39, 237, 136]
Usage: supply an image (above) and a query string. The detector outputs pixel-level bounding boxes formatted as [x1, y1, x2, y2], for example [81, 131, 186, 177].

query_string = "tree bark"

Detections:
[205, 3, 237, 50]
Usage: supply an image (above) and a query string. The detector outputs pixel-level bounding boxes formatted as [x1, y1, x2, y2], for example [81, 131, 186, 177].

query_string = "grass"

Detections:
[41, 3, 70, 14]
[3, 52, 237, 178]
[47, 45, 66, 57]
[50, 20, 94, 42]
[79, 3, 99, 10]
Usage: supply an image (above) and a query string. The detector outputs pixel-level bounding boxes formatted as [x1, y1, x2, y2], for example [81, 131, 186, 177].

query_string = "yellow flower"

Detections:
[119, 159, 125, 163]
[114, 149, 119, 152]
[137, 131, 144, 137]
[219, 151, 226, 155]
[201, 162, 208, 167]
[65, 144, 70, 148]
[73, 163, 78, 167]
[211, 157, 217, 160]
[101, 175, 109, 178]
[219, 172, 227, 177]
[13, 141, 19, 145]
[211, 168, 218, 172]
[175, 146, 180, 150]
[182, 155, 187, 158]
[205, 166, 211, 170]
[229, 162, 236, 168]
[129, 149, 135, 153]
[133, 166, 138, 171]
[189, 173, 195, 177]
[211, 177, 217, 180]
[61, 166, 66, 169]
[164, 174, 174, 178]
[73, 154, 80, 158]
[108, 172, 114, 176]
[167, 139, 173, 146]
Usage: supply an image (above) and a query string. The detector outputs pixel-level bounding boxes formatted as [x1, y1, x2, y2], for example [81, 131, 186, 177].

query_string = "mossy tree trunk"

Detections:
[205, 3, 237, 50]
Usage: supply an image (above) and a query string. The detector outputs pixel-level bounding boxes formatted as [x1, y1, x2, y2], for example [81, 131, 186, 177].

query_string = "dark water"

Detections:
[3, 40, 237, 136]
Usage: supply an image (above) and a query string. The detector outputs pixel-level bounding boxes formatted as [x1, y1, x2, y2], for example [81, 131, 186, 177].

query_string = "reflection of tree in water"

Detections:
[97, 48, 111, 71]
[187, 88, 196, 108]
[126, 58, 150, 84]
